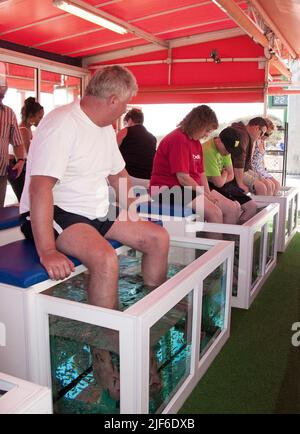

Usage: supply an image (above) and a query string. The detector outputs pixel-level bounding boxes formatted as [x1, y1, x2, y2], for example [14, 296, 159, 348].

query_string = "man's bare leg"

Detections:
[209, 189, 241, 224]
[105, 210, 169, 394]
[105, 209, 169, 288]
[239, 200, 257, 224]
[56, 223, 119, 308]
[56, 223, 121, 401]
[189, 195, 223, 239]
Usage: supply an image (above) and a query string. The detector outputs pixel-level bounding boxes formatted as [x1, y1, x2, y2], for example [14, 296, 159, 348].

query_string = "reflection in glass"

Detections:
[293, 195, 298, 231]
[197, 232, 239, 297]
[49, 316, 120, 414]
[286, 200, 293, 238]
[225, 234, 239, 297]
[266, 216, 276, 265]
[200, 262, 227, 357]
[251, 229, 264, 287]
[149, 293, 193, 414]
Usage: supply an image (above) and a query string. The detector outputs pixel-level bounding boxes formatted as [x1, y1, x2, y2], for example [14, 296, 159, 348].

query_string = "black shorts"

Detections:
[208, 181, 252, 205]
[20, 204, 120, 240]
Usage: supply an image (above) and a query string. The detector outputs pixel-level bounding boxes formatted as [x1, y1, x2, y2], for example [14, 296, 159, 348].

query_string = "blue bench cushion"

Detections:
[138, 201, 195, 218]
[0, 239, 122, 288]
[0, 206, 20, 230]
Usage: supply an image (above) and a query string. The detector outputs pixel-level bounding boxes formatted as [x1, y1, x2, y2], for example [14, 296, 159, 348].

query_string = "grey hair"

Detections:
[85, 65, 138, 101]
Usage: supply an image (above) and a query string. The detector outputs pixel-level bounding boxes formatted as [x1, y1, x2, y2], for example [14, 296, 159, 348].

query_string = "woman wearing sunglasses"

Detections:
[252, 118, 281, 195]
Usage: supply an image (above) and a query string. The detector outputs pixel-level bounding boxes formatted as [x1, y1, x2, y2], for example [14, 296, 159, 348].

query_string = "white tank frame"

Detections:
[0, 237, 233, 414]
[140, 203, 279, 309]
[251, 186, 299, 252]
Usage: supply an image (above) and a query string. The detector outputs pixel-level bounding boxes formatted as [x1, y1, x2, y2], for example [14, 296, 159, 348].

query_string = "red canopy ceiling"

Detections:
[98, 35, 265, 103]
[1, 0, 299, 102]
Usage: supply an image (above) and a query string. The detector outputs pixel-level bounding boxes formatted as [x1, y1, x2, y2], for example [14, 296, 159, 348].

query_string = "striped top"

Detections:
[0, 104, 23, 175]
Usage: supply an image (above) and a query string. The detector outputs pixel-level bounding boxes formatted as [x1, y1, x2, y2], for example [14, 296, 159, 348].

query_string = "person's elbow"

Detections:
[210, 177, 224, 188]
[176, 172, 188, 186]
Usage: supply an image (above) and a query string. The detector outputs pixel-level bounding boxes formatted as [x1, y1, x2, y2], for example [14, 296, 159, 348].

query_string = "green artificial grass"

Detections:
[179, 233, 300, 414]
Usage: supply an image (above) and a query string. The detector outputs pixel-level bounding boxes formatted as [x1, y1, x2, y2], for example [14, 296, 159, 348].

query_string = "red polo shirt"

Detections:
[150, 128, 204, 188]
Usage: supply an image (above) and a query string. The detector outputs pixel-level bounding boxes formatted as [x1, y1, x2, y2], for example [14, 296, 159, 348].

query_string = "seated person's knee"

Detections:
[91, 245, 118, 270]
[254, 180, 267, 195]
[205, 204, 223, 224]
[248, 200, 257, 215]
[147, 225, 170, 252]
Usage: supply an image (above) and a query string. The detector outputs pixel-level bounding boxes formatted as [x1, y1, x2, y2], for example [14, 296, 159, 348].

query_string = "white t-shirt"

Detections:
[20, 101, 125, 219]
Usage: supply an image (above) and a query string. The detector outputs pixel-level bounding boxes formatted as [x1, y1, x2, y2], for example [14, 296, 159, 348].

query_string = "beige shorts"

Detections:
[243, 170, 259, 193]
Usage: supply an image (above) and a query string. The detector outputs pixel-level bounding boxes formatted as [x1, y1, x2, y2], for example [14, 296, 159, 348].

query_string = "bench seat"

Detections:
[137, 201, 195, 218]
[0, 239, 122, 288]
[0, 206, 20, 230]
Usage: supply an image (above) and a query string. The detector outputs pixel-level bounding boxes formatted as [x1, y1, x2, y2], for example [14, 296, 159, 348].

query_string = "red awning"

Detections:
[1, 1, 300, 102]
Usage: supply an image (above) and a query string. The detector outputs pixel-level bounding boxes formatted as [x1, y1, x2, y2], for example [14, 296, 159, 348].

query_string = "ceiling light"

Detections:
[53, 0, 127, 35]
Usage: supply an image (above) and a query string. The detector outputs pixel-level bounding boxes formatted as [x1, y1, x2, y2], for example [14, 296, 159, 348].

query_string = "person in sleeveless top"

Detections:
[251, 118, 281, 195]
[0, 82, 24, 206]
[8, 97, 44, 201]
[117, 108, 156, 188]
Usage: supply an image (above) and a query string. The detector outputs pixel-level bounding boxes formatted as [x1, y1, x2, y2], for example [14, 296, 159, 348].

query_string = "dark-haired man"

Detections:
[117, 108, 156, 187]
[203, 127, 257, 223]
[230, 117, 268, 195]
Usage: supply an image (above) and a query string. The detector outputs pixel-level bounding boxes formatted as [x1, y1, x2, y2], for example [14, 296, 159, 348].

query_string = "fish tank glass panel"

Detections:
[200, 262, 227, 357]
[197, 232, 239, 297]
[0, 379, 15, 397]
[49, 317, 120, 414]
[285, 200, 293, 238]
[251, 229, 264, 288]
[149, 292, 193, 414]
[293, 195, 298, 231]
[43, 243, 210, 413]
[266, 215, 276, 266]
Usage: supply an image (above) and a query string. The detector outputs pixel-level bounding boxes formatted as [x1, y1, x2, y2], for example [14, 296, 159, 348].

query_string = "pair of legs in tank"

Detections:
[244, 170, 281, 196]
[21, 204, 170, 400]
[153, 185, 256, 227]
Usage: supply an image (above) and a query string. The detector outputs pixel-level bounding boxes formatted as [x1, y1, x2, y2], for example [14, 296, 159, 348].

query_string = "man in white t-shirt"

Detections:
[20, 66, 169, 311]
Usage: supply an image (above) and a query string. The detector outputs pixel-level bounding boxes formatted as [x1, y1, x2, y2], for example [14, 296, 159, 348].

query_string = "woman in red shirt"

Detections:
[150, 105, 241, 225]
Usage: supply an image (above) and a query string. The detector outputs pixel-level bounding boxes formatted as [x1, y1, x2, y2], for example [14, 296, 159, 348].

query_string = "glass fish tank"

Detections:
[189, 203, 279, 309]
[252, 186, 298, 252]
[37, 238, 232, 414]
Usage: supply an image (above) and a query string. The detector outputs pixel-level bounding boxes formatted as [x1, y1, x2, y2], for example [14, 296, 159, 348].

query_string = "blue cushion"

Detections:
[0, 206, 20, 229]
[0, 238, 122, 288]
[137, 201, 195, 218]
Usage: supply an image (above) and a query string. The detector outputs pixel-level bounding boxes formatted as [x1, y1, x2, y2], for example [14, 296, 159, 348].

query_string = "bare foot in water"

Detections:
[91, 348, 120, 401]
[149, 351, 162, 394]
[91, 346, 162, 401]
